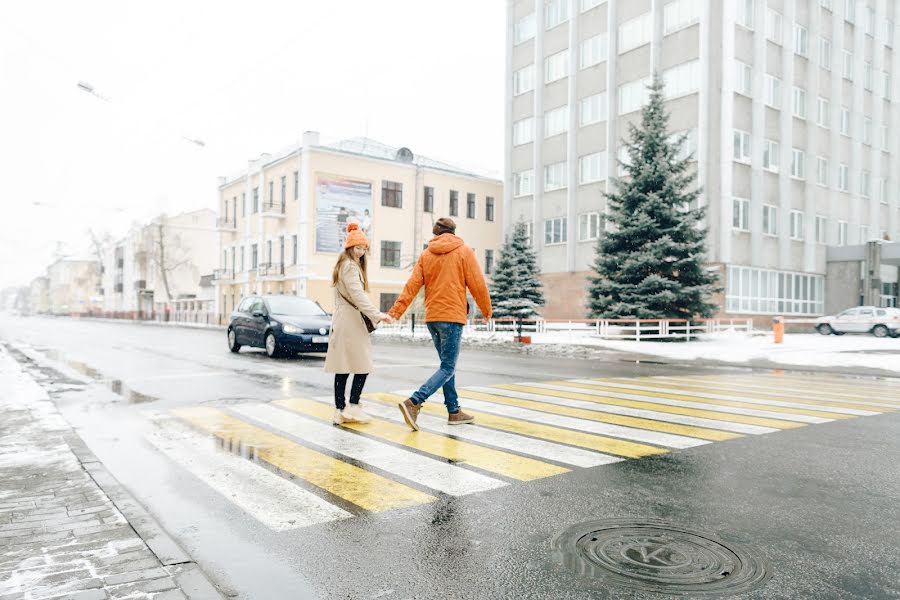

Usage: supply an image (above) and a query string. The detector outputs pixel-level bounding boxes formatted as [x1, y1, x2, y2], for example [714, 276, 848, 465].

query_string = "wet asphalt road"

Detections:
[2, 314, 899, 600]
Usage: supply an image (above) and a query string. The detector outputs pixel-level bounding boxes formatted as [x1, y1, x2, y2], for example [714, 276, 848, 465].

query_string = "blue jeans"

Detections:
[410, 322, 463, 413]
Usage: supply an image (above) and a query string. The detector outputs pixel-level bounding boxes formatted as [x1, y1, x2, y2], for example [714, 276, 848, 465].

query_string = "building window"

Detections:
[733, 130, 751, 163]
[449, 190, 459, 215]
[736, 0, 754, 29]
[816, 97, 830, 128]
[544, 162, 568, 191]
[253, 187, 259, 213]
[880, 179, 889, 205]
[763, 139, 780, 172]
[765, 74, 781, 108]
[579, 212, 602, 241]
[671, 129, 698, 161]
[766, 8, 783, 44]
[268, 181, 274, 208]
[882, 125, 890, 152]
[884, 72, 892, 99]
[861, 170, 871, 198]
[864, 5, 875, 35]
[663, 60, 700, 98]
[663, 0, 701, 34]
[733, 198, 750, 231]
[242, 192, 246, 216]
[424, 186, 434, 213]
[792, 86, 806, 119]
[291, 235, 297, 265]
[582, 0, 606, 12]
[735, 61, 752, 96]
[842, 50, 853, 80]
[794, 24, 809, 56]
[844, 0, 855, 23]
[863, 117, 872, 145]
[523, 221, 534, 246]
[240, 246, 245, 272]
[545, 0, 569, 29]
[886, 20, 895, 47]
[726, 266, 825, 315]
[790, 210, 804, 240]
[579, 151, 608, 184]
[381, 180, 403, 208]
[466, 193, 476, 219]
[762, 204, 778, 235]
[619, 12, 652, 53]
[293, 171, 299, 200]
[816, 156, 829, 187]
[514, 12, 535, 44]
[513, 117, 534, 145]
[838, 221, 848, 245]
[379, 293, 400, 313]
[251, 244, 258, 269]
[838, 163, 850, 192]
[485, 250, 494, 275]
[820, 0, 832, 10]
[815, 216, 827, 244]
[618, 77, 650, 114]
[545, 50, 569, 84]
[280, 176, 286, 204]
[544, 105, 569, 138]
[485, 197, 495, 221]
[791, 148, 805, 179]
[380, 241, 401, 268]
[840, 106, 850, 136]
[580, 93, 607, 126]
[580, 33, 608, 69]
[819, 37, 832, 70]
[544, 217, 568, 245]
[513, 64, 535, 95]
[864, 61, 874, 90]
[514, 171, 534, 197]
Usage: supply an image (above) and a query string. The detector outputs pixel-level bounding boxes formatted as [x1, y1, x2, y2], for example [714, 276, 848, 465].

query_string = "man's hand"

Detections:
[380, 313, 396, 324]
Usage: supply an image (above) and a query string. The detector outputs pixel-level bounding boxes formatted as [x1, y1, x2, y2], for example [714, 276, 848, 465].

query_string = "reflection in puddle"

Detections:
[40, 348, 158, 404]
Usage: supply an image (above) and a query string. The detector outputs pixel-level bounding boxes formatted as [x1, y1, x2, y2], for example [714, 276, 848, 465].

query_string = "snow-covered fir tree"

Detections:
[489, 221, 545, 319]
[587, 73, 720, 319]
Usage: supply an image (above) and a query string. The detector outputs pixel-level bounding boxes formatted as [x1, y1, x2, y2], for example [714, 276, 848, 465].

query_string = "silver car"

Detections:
[815, 306, 900, 338]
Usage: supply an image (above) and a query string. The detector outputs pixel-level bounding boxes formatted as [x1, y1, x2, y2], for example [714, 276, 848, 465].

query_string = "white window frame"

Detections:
[793, 23, 809, 57]
[880, 178, 889, 205]
[765, 74, 782, 108]
[735, 61, 752, 96]
[514, 13, 535, 45]
[580, 93, 608, 126]
[865, 5, 875, 36]
[838, 163, 850, 192]
[842, 50, 853, 80]
[579, 151, 608, 184]
[884, 72, 892, 99]
[580, 33, 608, 69]
[864, 61, 874, 91]
[513, 64, 535, 96]
[790, 210, 804, 240]
[618, 77, 650, 115]
[844, 0, 855, 24]
[840, 106, 851, 136]
[512, 117, 534, 146]
[578, 212, 602, 241]
[886, 20, 895, 47]
[763, 139, 780, 173]
[619, 12, 652, 53]
[725, 265, 825, 316]
[838, 220, 848, 246]
[544, 217, 568, 245]
[766, 8, 783, 45]
[663, 60, 700, 99]
[544, 105, 569, 138]
[819, 37, 832, 70]
[581, 0, 607, 13]
[762, 204, 779, 235]
[815, 215, 827, 244]
[544, 162, 568, 192]
[545, 50, 569, 84]
[736, 0, 754, 29]
[820, 0, 833, 10]
[816, 97, 830, 128]
[861, 170, 871, 198]
[733, 130, 752, 163]
[732, 197, 750, 231]
[863, 117, 872, 145]
[792, 86, 807, 119]
[663, 0, 701, 35]
[514, 170, 534, 197]
[545, 0, 569, 30]
[791, 148, 805, 179]
[816, 156, 829, 187]
[882, 125, 891, 152]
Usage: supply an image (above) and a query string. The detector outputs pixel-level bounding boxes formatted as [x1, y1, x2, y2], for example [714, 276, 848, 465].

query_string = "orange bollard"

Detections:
[772, 316, 784, 344]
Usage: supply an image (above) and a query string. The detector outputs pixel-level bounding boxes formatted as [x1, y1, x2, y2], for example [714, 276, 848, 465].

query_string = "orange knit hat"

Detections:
[344, 222, 369, 249]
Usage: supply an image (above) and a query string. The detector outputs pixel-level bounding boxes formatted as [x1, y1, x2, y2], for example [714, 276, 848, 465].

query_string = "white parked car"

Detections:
[815, 306, 900, 338]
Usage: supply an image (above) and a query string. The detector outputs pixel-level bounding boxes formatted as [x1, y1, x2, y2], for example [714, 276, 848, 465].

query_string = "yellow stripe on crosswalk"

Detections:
[719, 375, 900, 403]
[364, 392, 668, 460]
[499, 383, 809, 428]
[275, 398, 568, 482]
[597, 377, 894, 412]
[172, 406, 435, 512]
[453, 389, 739, 441]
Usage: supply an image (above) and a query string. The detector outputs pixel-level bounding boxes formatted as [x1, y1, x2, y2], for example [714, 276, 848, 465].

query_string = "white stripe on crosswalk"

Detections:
[144, 418, 352, 530]
[232, 403, 507, 496]
[394, 390, 709, 449]
[465, 386, 779, 435]
[311, 396, 622, 468]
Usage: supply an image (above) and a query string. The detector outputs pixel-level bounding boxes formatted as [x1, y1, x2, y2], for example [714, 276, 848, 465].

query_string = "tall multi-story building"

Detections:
[214, 132, 503, 323]
[505, 0, 900, 319]
[46, 257, 101, 315]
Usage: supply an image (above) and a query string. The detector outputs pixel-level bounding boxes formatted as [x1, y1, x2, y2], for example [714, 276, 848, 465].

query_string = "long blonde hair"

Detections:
[331, 248, 369, 291]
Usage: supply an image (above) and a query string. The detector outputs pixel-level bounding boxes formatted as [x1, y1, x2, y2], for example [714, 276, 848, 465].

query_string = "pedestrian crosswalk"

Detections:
[144, 372, 899, 531]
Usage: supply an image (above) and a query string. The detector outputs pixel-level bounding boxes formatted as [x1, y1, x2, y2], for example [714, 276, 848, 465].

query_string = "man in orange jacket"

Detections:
[388, 217, 492, 430]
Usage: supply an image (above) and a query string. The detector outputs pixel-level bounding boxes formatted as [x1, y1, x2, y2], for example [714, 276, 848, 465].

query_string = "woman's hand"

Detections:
[380, 313, 396, 324]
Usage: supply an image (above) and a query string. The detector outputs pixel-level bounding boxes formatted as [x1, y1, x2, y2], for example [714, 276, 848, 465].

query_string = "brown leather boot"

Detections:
[448, 409, 474, 425]
[398, 398, 421, 431]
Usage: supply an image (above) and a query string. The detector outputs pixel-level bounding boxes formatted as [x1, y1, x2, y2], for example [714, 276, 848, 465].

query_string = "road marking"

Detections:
[274, 398, 569, 482]
[585, 378, 884, 415]
[144, 418, 352, 529]
[458, 387, 770, 437]
[308, 395, 621, 468]
[232, 403, 507, 496]
[500, 383, 817, 427]
[364, 392, 668, 459]
[172, 406, 435, 512]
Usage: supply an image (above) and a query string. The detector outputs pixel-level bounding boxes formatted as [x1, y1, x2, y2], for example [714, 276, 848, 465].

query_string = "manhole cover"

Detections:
[551, 519, 771, 595]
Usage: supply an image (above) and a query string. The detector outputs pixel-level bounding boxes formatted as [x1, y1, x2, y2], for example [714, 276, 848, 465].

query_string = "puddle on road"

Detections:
[38, 348, 159, 404]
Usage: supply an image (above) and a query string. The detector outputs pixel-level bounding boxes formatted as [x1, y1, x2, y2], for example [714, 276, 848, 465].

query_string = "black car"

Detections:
[227, 295, 331, 357]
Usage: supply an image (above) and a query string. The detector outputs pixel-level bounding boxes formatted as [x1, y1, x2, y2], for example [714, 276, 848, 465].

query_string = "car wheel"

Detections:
[265, 332, 280, 358]
[833, 331, 845, 336]
[228, 329, 241, 353]
[816, 324, 833, 336]
[872, 324, 889, 338]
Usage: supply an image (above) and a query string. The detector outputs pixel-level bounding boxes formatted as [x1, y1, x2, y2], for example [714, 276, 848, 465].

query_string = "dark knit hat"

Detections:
[433, 217, 457, 236]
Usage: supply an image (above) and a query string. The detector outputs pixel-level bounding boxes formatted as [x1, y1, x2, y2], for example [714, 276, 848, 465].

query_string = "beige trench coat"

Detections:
[324, 260, 382, 374]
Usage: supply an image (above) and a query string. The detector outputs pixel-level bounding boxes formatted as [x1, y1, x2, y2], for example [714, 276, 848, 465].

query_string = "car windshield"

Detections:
[266, 297, 327, 316]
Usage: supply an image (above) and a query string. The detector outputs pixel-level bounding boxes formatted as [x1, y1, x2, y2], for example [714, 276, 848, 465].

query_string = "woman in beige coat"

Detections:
[324, 223, 393, 424]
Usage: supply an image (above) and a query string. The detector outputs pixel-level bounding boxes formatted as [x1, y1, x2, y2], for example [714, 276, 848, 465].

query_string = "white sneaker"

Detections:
[343, 404, 372, 423]
[333, 408, 348, 425]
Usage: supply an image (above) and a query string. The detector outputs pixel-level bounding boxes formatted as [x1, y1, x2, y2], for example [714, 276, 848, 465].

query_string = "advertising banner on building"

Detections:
[315, 175, 373, 253]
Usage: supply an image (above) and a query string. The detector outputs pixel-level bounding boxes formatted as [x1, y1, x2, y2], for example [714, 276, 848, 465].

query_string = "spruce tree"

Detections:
[489, 221, 545, 319]
[587, 73, 720, 319]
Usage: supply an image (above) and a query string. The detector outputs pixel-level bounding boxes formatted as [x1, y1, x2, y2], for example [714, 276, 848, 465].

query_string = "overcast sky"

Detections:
[0, 0, 506, 289]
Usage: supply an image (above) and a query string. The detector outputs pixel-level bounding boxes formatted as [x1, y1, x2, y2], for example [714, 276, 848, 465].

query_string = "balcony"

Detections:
[213, 268, 234, 281]
[216, 217, 238, 232]
[260, 201, 286, 218]
[257, 262, 285, 280]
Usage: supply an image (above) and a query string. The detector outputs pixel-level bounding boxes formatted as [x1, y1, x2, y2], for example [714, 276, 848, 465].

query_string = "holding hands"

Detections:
[380, 312, 396, 324]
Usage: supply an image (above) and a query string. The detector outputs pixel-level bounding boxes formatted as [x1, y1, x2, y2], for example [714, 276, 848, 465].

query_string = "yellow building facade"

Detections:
[214, 133, 503, 323]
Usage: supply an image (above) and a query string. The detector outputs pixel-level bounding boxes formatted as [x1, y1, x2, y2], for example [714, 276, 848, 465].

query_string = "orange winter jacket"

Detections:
[388, 234, 492, 324]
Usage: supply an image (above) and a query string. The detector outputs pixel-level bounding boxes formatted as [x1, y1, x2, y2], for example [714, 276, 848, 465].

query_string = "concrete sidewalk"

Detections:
[0, 345, 223, 600]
